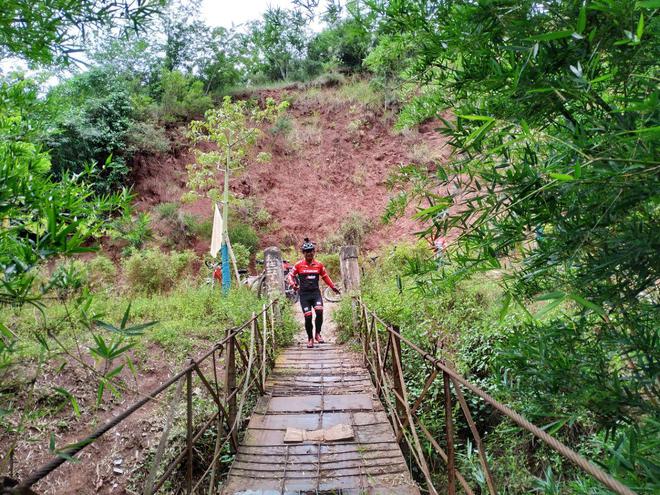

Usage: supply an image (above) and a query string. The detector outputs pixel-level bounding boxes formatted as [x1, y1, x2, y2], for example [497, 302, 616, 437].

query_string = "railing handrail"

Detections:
[8, 299, 279, 493]
[354, 297, 637, 495]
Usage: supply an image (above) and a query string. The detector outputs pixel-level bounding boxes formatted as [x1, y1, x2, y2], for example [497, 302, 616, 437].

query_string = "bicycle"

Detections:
[323, 283, 343, 303]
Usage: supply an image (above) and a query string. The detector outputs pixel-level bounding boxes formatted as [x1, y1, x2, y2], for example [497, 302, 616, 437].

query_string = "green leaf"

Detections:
[49, 432, 56, 452]
[53, 387, 81, 417]
[637, 0, 660, 7]
[549, 173, 574, 181]
[535, 297, 566, 319]
[636, 13, 644, 41]
[499, 293, 512, 322]
[0, 323, 14, 340]
[96, 382, 105, 406]
[568, 293, 607, 317]
[577, 6, 587, 33]
[120, 302, 131, 330]
[106, 364, 124, 379]
[535, 291, 566, 301]
[457, 114, 495, 122]
[121, 320, 158, 336]
[528, 30, 573, 41]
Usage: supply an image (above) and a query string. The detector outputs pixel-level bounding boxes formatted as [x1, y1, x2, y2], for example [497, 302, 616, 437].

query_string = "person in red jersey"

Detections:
[288, 238, 341, 348]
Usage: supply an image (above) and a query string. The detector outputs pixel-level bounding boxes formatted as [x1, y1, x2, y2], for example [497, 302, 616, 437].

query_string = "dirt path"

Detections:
[219, 303, 419, 494]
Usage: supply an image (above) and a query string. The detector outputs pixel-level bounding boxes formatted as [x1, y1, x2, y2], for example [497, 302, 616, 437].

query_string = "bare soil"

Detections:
[130, 84, 454, 254]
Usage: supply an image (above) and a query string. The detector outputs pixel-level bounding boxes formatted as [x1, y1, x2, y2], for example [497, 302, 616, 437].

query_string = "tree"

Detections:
[45, 67, 135, 192]
[0, 0, 165, 65]
[0, 74, 129, 307]
[252, 7, 309, 80]
[187, 96, 288, 287]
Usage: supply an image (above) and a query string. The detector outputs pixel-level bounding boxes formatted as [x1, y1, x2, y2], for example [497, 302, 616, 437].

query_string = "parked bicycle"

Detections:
[206, 258, 298, 303]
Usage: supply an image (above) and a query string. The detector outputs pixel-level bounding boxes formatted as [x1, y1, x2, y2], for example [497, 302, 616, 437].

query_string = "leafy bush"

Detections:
[325, 212, 372, 251]
[126, 121, 170, 155]
[316, 253, 340, 280]
[183, 214, 213, 240]
[155, 202, 179, 220]
[122, 248, 195, 294]
[156, 69, 212, 123]
[228, 222, 260, 255]
[270, 115, 293, 136]
[86, 255, 117, 291]
[49, 259, 88, 299]
[232, 243, 250, 270]
[110, 212, 153, 253]
[46, 67, 134, 193]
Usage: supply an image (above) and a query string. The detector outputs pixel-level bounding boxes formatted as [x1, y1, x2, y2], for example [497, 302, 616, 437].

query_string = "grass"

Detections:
[294, 79, 385, 113]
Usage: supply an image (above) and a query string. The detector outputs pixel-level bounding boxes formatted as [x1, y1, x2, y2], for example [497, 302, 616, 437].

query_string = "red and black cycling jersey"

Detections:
[288, 259, 336, 294]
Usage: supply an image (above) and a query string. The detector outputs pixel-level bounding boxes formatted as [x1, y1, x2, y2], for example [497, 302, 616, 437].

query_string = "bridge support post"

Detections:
[340, 245, 361, 329]
[264, 246, 284, 322]
[340, 245, 361, 292]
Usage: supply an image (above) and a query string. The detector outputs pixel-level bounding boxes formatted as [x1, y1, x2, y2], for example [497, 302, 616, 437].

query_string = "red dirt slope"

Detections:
[131, 83, 453, 253]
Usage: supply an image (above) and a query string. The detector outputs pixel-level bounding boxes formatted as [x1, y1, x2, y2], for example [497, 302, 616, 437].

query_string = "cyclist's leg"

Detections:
[300, 294, 314, 341]
[313, 292, 324, 340]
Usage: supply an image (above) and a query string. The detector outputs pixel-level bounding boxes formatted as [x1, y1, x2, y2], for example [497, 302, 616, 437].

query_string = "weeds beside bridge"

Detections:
[2, 295, 638, 494]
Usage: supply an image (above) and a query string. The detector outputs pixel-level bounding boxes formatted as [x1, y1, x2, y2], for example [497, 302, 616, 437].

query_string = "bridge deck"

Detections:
[221, 317, 419, 495]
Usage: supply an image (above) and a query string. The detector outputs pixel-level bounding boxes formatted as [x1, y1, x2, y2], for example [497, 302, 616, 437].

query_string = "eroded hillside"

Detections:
[130, 81, 452, 254]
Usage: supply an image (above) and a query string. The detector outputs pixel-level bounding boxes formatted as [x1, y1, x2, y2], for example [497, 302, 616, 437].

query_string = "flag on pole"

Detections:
[210, 204, 224, 258]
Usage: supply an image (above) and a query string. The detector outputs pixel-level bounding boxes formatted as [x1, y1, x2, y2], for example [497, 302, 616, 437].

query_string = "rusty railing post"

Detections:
[252, 312, 264, 394]
[262, 304, 268, 381]
[391, 325, 406, 422]
[225, 328, 238, 452]
[186, 367, 193, 494]
[444, 371, 456, 495]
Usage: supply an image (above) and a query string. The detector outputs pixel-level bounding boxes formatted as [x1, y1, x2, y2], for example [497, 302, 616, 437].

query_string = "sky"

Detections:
[201, 0, 298, 28]
[0, 0, 322, 75]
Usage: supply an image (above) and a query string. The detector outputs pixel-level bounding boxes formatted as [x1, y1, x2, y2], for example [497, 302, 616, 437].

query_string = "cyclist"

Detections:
[288, 238, 340, 348]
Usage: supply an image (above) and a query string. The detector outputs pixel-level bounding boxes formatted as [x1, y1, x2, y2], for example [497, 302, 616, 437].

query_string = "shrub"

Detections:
[256, 152, 272, 163]
[325, 212, 372, 251]
[157, 69, 212, 123]
[316, 253, 340, 280]
[270, 115, 293, 136]
[110, 212, 153, 253]
[307, 72, 346, 88]
[46, 67, 134, 193]
[126, 121, 170, 155]
[183, 214, 213, 240]
[86, 255, 117, 291]
[122, 248, 195, 294]
[155, 202, 179, 220]
[232, 243, 250, 270]
[49, 259, 88, 299]
[228, 222, 260, 255]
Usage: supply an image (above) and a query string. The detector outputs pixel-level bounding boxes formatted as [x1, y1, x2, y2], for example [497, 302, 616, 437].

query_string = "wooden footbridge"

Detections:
[2, 247, 636, 495]
[220, 324, 419, 494]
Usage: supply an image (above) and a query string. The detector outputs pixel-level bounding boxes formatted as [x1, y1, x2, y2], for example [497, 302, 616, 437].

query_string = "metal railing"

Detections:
[3, 300, 280, 495]
[353, 297, 636, 495]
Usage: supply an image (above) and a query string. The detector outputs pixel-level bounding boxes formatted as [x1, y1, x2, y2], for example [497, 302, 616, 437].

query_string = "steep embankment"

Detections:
[131, 82, 452, 252]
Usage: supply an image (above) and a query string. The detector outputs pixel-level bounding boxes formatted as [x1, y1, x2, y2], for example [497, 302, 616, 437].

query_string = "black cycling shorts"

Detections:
[300, 291, 323, 316]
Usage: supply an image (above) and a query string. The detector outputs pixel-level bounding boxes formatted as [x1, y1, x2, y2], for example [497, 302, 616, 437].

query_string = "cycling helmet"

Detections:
[301, 237, 315, 252]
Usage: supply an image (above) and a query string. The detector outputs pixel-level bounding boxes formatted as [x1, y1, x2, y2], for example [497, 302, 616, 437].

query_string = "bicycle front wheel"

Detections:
[323, 284, 342, 303]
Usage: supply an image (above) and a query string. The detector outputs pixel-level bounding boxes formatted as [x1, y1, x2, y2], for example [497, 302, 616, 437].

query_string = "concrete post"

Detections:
[339, 245, 361, 293]
[264, 247, 284, 321]
[340, 245, 361, 330]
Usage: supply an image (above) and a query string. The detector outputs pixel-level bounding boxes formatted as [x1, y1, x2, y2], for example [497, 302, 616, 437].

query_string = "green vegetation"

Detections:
[336, 243, 657, 492]
[1, 0, 657, 492]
